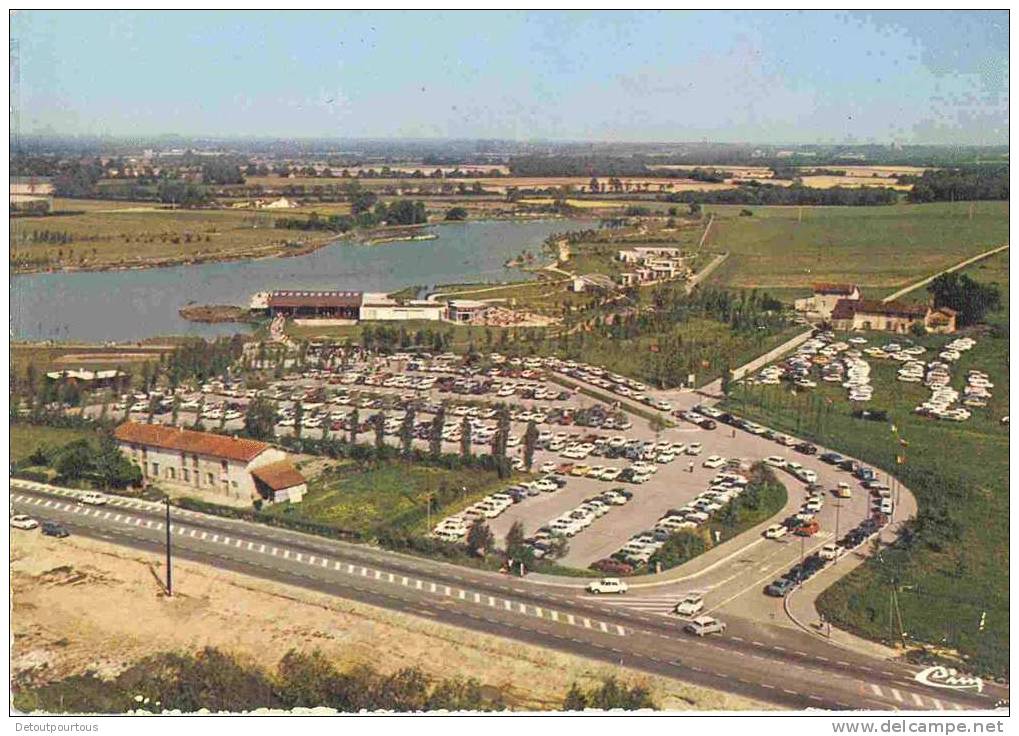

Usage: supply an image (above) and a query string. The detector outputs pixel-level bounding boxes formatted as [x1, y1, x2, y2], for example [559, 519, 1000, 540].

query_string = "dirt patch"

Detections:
[10, 532, 769, 711]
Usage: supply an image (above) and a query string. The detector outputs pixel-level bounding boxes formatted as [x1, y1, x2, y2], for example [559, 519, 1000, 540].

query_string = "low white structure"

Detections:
[114, 422, 305, 504]
[360, 292, 445, 321]
[794, 283, 861, 320]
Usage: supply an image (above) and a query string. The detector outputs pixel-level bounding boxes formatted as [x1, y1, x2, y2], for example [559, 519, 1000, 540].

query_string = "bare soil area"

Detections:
[10, 532, 769, 711]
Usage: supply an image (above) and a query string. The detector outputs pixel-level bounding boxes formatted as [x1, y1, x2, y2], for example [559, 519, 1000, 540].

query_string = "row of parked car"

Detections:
[593, 467, 753, 574]
[525, 487, 634, 560]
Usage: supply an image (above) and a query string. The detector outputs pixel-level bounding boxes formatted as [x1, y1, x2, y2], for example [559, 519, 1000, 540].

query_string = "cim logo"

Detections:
[915, 665, 984, 693]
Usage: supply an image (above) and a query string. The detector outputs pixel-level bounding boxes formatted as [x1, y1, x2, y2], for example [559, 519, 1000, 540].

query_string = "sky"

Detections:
[9, 10, 1009, 145]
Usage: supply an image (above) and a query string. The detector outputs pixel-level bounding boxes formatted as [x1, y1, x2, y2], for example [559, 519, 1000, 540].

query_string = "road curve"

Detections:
[10, 482, 1005, 712]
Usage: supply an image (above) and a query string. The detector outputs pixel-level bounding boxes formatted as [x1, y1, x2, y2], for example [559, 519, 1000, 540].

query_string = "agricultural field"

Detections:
[725, 319, 1009, 677]
[10, 207, 338, 272]
[702, 201, 1009, 297]
[261, 460, 519, 536]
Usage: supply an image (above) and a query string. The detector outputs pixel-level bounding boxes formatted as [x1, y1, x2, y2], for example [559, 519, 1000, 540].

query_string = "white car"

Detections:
[11, 514, 39, 530]
[539, 462, 557, 474]
[702, 455, 725, 469]
[685, 443, 703, 456]
[78, 491, 108, 506]
[764, 523, 787, 539]
[674, 592, 705, 617]
[684, 615, 727, 637]
[819, 543, 845, 561]
[587, 577, 629, 595]
[764, 455, 787, 468]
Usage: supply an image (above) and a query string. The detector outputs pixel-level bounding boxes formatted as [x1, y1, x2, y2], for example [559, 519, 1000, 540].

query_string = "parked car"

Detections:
[587, 577, 629, 595]
[702, 455, 726, 469]
[763, 523, 787, 540]
[819, 543, 845, 561]
[77, 491, 108, 506]
[765, 577, 796, 597]
[684, 615, 727, 637]
[41, 521, 70, 538]
[590, 559, 634, 575]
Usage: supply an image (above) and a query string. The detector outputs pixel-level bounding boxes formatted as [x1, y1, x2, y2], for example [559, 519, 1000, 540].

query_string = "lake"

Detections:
[11, 218, 588, 343]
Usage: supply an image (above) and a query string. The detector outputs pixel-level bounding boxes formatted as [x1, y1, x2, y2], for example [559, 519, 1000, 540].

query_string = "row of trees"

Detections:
[665, 182, 900, 206]
[904, 166, 1009, 202]
[16, 647, 502, 713]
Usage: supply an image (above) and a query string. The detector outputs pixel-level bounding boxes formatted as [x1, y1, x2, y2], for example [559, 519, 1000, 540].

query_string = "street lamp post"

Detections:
[165, 497, 173, 597]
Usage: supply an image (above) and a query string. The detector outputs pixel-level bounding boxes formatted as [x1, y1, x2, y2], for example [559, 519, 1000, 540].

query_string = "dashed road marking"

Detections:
[870, 684, 883, 696]
[891, 688, 903, 703]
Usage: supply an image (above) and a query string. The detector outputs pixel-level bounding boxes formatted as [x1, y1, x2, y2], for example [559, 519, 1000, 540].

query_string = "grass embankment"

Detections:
[10, 206, 337, 273]
[724, 326, 1008, 677]
[702, 201, 1009, 297]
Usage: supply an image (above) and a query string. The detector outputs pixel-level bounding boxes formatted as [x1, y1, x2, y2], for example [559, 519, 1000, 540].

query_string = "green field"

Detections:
[703, 202, 1009, 297]
[262, 460, 519, 536]
[725, 322, 1009, 676]
[10, 206, 336, 272]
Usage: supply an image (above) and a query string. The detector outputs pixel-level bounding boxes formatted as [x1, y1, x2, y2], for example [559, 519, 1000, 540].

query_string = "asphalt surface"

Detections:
[11, 481, 1006, 712]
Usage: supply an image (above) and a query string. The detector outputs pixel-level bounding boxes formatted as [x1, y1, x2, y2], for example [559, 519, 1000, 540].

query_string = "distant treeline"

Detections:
[274, 199, 428, 234]
[903, 165, 1009, 202]
[665, 183, 901, 206]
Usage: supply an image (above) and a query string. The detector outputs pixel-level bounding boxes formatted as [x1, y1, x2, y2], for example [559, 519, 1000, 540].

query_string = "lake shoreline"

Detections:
[11, 213, 590, 275]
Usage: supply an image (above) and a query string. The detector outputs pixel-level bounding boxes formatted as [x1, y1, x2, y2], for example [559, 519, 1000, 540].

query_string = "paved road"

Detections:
[882, 243, 1009, 303]
[11, 481, 1005, 712]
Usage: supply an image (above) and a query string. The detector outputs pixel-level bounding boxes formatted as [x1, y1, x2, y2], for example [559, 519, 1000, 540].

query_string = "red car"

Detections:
[591, 558, 634, 575]
[794, 520, 820, 537]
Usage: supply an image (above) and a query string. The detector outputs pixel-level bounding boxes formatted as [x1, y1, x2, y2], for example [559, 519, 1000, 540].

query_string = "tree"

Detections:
[400, 406, 416, 456]
[54, 439, 95, 482]
[244, 397, 278, 440]
[293, 400, 304, 438]
[648, 412, 668, 439]
[349, 407, 360, 444]
[927, 272, 1001, 326]
[92, 433, 143, 489]
[429, 405, 445, 457]
[517, 420, 539, 471]
[466, 521, 494, 557]
[170, 396, 181, 426]
[373, 413, 386, 449]
[444, 206, 468, 221]
[460, 416, 472, 459]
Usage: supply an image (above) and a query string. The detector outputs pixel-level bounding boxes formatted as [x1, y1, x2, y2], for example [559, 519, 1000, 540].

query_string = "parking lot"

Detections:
[82, 347, 901, 579]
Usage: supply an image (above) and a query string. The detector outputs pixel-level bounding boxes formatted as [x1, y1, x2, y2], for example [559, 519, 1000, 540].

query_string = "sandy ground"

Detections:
[10, 532, 770, 712]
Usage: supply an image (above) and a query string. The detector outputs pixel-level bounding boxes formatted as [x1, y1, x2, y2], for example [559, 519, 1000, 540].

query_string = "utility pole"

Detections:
[834, 498, 842, 542]
[165, 497, 173, 597]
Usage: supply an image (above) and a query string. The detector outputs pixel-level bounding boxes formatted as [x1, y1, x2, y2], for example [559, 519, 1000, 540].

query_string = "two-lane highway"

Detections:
[10, 483, 1004, 711]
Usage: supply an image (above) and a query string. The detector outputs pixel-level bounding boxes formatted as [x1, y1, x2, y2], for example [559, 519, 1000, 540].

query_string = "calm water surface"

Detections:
[11, 219, 587, 343]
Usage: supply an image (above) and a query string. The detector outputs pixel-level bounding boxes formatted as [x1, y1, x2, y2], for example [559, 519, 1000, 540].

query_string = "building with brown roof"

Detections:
[113, 422, 305, 504]
[830, 299, 931, 334]
[251, 460, 308, 504]
[266, 290, 363, 319]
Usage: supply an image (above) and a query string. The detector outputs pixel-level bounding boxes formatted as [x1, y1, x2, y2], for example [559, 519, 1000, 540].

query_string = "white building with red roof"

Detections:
[113, 422, 305, 504]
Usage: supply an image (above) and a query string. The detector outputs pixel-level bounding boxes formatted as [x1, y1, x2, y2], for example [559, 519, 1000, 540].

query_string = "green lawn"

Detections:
[703, 201, 1009, 297]
[724, 324, 1009, 677]
[262, 460, 521, 536]
[10, 424, 96, 465]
